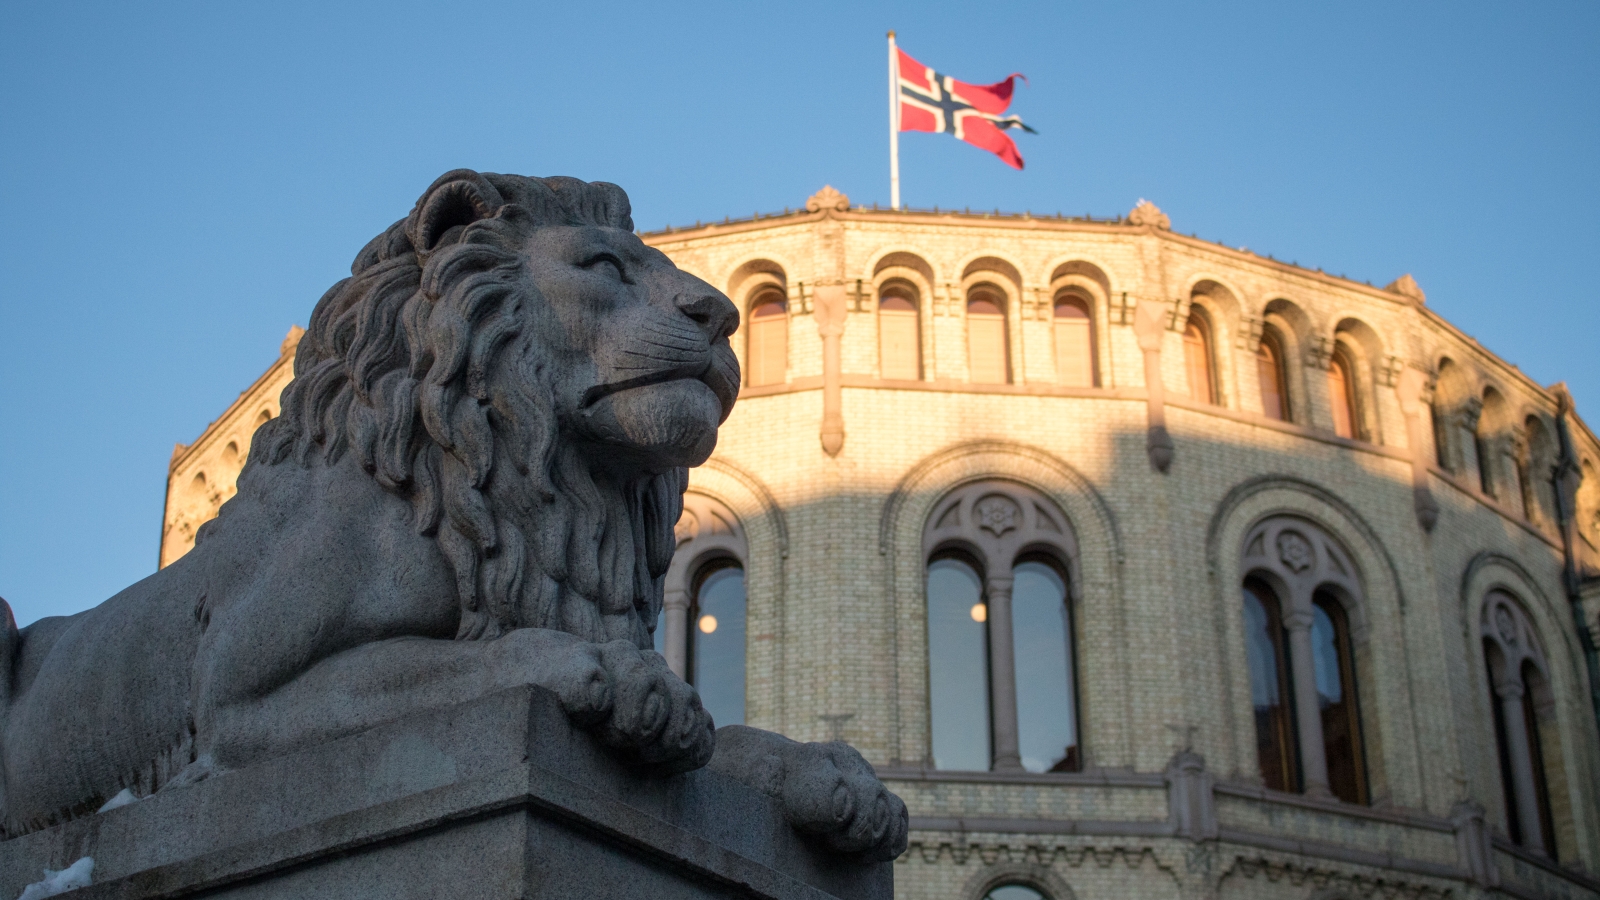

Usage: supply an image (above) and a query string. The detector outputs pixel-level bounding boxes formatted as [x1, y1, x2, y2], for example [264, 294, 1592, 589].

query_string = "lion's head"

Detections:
[248, 170, 740, 646]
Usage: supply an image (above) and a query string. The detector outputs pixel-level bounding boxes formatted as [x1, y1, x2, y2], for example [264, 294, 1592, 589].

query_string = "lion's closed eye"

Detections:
[580, 253, 632, 285]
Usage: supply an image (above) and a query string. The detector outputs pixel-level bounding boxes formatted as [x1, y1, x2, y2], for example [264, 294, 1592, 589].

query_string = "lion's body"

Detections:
[0, 170, 904, 859]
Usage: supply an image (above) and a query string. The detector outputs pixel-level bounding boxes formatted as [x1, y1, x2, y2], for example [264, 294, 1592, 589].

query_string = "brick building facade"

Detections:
[161, 187, 1600, 900]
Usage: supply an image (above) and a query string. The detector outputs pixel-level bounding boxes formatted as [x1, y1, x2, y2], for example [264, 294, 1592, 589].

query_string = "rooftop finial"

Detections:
[1384, 274, 1426, 304]
[806, 185, 850, 213]
[1128, 199, 1170, 230]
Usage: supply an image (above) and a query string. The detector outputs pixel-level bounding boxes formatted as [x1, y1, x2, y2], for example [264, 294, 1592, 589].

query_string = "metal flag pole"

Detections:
[888, 30, 900, 210]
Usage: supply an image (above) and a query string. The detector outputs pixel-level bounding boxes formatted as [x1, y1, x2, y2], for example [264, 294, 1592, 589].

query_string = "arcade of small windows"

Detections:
[656, 493, 748, 727]
[1239, 517, 1369, 804]
[925, 481, 1080, 773]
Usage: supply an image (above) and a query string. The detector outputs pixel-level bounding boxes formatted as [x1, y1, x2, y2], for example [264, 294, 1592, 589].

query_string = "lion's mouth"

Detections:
[581, 349, 739, 420]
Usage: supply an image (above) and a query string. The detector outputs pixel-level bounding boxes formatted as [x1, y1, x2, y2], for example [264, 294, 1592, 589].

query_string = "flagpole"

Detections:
[888, 30, 900, 210]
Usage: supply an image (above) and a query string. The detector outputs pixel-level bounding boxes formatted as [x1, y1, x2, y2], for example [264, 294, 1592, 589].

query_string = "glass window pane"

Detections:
[880, 309, 920, 380]
[1257, 339, 1286, 420]
[985, 885, 1047, 900]
[1329, 353, 1356, 438]
[1313, 596, 1366, 804]
[927, 558, 991, 771]
[1243, 583, 1297, 792]
[1012, 562, 1077, 772]
[1053, 301, 1094, 387]
[1184, 321, 1214, 404]
[969, 315, 1008, 384]
[691, 567, 745, 726]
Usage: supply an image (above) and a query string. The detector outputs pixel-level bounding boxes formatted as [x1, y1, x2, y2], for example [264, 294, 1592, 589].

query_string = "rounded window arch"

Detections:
[966, 285, 1010, 384]
[924, 481, 1078, 772]
[1256, 327, 1290, 421]
[878, 278, 922, 381]
[1239, 516, 1369, 804]
[1328, 344, 1360, 439]
[659, 493, 748, 726]
[1051, 291, 1096, 387]
[746, 287, 788, 387]
[1183, 309, 1217, 404]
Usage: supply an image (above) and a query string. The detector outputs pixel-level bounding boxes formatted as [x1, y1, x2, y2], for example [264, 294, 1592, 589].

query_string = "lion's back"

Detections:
[2, 563, 202, 834]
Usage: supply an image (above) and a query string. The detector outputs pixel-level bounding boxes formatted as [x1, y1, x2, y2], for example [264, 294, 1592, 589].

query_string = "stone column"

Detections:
[814, 283, 847, 457]
[1283, 610, 1331, 798]
[1396, 367, 1440, 531]
[1133, 298, 1174, 472]
[1493, 677, 1547, 853]
[985, 574, 1023, 771]
[662, 587, 691, 680]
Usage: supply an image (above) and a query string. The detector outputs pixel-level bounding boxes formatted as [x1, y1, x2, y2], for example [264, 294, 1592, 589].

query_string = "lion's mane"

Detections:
[243, 171, 683, 646]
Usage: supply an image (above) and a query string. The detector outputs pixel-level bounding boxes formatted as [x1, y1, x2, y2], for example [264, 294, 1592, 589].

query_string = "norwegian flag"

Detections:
[897, 47, 1036, 169]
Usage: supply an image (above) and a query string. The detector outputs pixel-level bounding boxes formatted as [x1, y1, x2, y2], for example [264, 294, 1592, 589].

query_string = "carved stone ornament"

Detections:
[1276, 531, 1315, 573]
[974, 494, 1022, 537]
[1128, 199, 1171, 230]
[1384, 273, 1426, 304]
[1495, 606, 1518, 646]
[806, 185, 850, 213]
[0, 169, 907, 868]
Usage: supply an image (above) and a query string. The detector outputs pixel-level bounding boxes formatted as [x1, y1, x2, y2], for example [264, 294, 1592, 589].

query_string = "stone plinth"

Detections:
[0, 687, 890, 900]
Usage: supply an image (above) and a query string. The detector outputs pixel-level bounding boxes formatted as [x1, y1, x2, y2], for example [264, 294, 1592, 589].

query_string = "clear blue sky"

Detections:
[2, 2, 1596, 627]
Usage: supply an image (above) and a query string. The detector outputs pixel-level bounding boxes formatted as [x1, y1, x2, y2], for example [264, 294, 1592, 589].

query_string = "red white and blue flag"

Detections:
[896, 47, 1036, 169]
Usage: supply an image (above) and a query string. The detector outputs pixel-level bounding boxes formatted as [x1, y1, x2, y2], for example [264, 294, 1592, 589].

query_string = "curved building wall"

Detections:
[162, 193, 1600, 899]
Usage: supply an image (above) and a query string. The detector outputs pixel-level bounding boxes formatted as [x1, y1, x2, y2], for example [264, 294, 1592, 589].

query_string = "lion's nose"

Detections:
[676, 292, 739, 342]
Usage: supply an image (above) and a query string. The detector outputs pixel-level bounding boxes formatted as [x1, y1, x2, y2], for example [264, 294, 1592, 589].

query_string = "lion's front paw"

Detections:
[710, 726, 909, 861]
[589, 640, 715, 773]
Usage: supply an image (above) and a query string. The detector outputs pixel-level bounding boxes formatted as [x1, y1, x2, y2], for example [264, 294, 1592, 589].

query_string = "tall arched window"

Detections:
[1052, 293, 1095, 387]
[878, 281, 921, 381]
[1312, 592, 1367, 804]
[746, 289, 788, 387]
[1243, 580, 1298, 792]
[1240, 518, 1369, 804]
[1481, 593, 1560, 858]
[1183, 313, 1216, 404]
[925, 482, 1078, 772]
[966, 287, 1010, 384]
[689, 563, 746, 727]
[926, 555, 990, 771]
[659, 494, 748, 726]
[1328, 346, 1358, 439]
[1256, 329, 1289, 421]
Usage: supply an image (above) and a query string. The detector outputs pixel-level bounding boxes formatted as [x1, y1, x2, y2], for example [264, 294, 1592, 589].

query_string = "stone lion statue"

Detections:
[0, 170, 907, 860]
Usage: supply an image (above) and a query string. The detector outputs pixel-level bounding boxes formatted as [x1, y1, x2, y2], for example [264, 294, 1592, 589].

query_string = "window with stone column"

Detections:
[1480, 592, 1561, 860]
[1256, 326, 1290, 422]
[1239, 517, 1369, 804]
[1183, 309, 1218, 405]
[924, 481, 1079, 773]
[966, 285, 1011, 385]
[656, 493, 748, 727]
[1052, 290, 1096, 387]
[878, 279, 922, 381]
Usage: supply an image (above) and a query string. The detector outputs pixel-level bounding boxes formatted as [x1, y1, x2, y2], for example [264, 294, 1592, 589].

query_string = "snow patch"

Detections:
[16, 857, 93, 899]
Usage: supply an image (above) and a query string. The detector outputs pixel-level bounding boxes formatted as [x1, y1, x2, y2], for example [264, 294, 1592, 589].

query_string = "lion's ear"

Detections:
[406, 170, 506, 256]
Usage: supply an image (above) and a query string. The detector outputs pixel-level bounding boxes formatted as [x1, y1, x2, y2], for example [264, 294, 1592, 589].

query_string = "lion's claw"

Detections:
[708, 725, 909, 861]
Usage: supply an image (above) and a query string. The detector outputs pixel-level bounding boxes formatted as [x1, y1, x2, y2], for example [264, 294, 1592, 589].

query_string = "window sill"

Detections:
[877, 766, 1163, 789]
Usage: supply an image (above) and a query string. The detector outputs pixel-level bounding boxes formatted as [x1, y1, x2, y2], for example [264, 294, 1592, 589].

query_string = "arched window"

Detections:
[689, 562, 746, 727]
[1240, 518, 1369, 803]
[878, 282, 921, 381]
[1243, 580, 1298, 792]
[925, 482, 1079, 772]
[926, 555, 991, 771]
[746, 289, 788, 387]
[1052, 294, 1096, 387]
[1481, 593, 1560, 858]
[1328, 346, 1358, 439]
[1183, 313, 1216, 404]
[659, 494, 748, 726]
[1256, 329, 1289, 421]
[984, 886, 1049, 900]
[1312, 593, 1366, 804]
[966, 287, 1010, 384]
